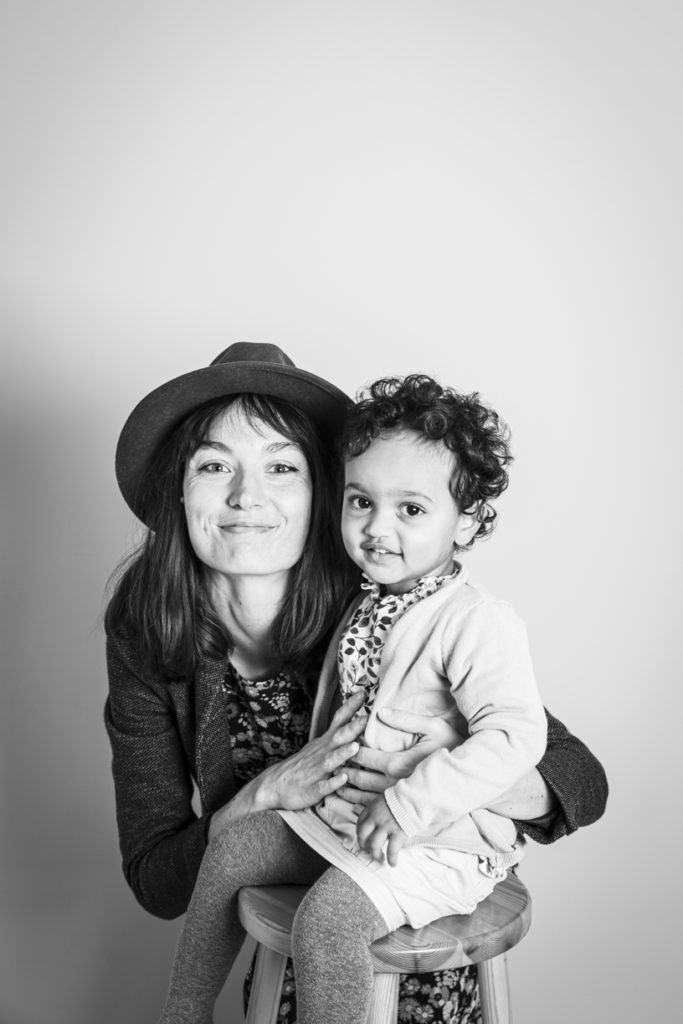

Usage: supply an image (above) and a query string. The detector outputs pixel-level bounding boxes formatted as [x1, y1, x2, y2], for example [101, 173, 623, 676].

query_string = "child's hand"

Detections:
[356, 795, 407, 867]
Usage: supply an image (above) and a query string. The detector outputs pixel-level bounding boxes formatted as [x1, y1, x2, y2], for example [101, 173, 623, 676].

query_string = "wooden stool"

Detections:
[238, 872, 531, 1024]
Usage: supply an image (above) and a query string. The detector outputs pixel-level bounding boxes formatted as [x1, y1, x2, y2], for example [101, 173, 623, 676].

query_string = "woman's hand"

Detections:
[209, 692, 367, 838]
[255, 690, 368, 812]
[335, 708, 460, 808]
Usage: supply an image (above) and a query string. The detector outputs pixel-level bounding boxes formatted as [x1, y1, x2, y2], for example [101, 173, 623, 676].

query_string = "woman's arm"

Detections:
[484, 767, 555, 821]
[338, 706, 608, 842]
[514, 709, 608, 843]
[105, 632, 365, 918]
[105, 633, 208, 919]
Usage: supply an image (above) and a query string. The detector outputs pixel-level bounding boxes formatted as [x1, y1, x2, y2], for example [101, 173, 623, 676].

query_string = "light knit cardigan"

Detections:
[294, 567, 548, 862]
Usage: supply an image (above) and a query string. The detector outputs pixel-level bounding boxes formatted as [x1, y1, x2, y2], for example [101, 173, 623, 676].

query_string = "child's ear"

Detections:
[453, 513, 479, 548]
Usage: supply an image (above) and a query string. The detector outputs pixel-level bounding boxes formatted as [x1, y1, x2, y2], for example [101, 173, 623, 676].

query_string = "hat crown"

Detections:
[210, 342, 295, 368]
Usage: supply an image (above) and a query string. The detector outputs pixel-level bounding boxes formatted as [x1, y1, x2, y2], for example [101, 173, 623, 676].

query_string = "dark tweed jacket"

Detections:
[105, 630, 608, 921]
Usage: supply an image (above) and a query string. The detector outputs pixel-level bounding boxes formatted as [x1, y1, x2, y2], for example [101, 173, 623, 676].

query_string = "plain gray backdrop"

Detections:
[1, 2, 680, 1022]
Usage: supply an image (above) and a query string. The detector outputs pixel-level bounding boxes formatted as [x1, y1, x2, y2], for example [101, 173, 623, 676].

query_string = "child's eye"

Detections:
[349, 494, 372, 510]
[402, 503, 425, 517]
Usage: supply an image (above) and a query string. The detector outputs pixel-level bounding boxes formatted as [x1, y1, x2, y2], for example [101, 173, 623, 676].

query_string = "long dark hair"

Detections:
[106, 394, 357, 680]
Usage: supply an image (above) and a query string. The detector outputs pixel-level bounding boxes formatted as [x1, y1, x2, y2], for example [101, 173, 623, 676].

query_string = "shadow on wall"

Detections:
[0, 409, 187, 1024]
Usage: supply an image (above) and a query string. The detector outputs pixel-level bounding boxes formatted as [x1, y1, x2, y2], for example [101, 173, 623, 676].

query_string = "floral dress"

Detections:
[225, 662, 482, 1024]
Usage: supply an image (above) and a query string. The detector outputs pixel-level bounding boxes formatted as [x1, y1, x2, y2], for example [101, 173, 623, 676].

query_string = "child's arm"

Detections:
[381, 600, 547, 839]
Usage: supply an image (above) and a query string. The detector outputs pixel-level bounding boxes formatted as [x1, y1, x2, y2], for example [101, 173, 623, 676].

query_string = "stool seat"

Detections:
[238, 873, 532, 1024]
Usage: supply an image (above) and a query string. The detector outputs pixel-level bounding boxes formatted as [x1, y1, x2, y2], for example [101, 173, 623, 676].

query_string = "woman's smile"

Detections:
[219, 521, 277, 532]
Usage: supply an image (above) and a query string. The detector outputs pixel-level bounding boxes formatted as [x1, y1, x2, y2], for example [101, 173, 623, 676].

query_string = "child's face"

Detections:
[341, 430, 477, 595]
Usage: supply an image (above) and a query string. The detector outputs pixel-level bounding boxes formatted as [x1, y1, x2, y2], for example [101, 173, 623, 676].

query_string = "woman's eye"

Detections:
[270, 463, 298, 474]
[402, 503, 424, 517]
[200, 461, 228, 474]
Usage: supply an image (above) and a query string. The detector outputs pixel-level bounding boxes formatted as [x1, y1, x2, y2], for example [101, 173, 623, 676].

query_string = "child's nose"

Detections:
[364, 507, 392, 536]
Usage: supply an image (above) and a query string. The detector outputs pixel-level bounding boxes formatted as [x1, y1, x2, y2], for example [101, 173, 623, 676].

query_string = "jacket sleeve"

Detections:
[515, 708, 609, 844]
[104, 632, 208, 919]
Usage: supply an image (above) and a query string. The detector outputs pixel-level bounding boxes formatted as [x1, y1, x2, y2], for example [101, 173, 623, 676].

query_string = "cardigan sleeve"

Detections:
[515, 708, 609, 844]
[104, 632, 209, 920]
[385, 600, 548, 835]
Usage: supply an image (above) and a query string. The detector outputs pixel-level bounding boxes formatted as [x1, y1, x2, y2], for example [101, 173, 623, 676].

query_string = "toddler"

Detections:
[159, 374, 547, 1024]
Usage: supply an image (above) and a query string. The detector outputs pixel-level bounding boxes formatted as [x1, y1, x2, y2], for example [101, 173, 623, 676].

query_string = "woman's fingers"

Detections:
[351, 745, 393, 772]
[342, 766, 386, 793]
[334, 784, 374, 806]
[328, 690, 365, 730]
[377, 707, 458, 746]
[323, 740, 360, 772]
[318, 771, 349, 797]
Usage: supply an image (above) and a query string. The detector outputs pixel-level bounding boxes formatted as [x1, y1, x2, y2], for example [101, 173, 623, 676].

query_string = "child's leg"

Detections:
[158, 810, 327, 1024]
[291, 867, 389, 1024]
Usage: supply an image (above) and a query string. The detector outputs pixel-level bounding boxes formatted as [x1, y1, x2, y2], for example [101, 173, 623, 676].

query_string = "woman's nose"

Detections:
[226, 469, 264, 509]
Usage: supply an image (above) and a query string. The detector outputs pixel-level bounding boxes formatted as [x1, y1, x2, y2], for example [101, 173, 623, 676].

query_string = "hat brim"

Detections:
[116, 360, 352, 524]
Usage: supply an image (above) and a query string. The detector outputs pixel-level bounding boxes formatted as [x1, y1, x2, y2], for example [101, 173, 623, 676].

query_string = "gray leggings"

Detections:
[158, 810, 388, 1024]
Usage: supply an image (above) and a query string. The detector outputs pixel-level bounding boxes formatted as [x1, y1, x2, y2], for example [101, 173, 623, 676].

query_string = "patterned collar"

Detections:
[359, 561, 461, 605]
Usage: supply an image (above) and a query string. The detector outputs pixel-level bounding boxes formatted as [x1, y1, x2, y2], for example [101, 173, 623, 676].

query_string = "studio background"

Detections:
[1, 2, 679, 1022]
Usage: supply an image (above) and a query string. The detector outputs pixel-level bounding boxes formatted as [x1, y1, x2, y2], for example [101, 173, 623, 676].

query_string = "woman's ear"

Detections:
[453, 512, 479, 548]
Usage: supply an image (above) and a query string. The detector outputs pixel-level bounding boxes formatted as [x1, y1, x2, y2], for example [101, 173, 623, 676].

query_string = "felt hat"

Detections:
[115, 342, 352, 523]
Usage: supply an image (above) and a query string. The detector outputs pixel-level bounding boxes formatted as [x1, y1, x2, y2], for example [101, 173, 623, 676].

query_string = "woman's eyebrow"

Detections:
[265, 441, 302, 453]
[193, 440, 228, 453]
[194, 440, 302, 454]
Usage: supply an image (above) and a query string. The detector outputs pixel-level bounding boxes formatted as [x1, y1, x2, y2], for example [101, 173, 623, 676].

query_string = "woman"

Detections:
[105, 342, 608, 1023]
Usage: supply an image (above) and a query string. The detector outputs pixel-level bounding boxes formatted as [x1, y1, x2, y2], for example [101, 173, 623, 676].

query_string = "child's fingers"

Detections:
[386, 833, 404, 868]
[357, 820, 386, 862]
[367, 828, 386, 862]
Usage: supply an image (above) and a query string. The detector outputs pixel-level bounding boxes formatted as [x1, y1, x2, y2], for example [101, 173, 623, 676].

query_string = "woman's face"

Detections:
[182, 405, 313, 585]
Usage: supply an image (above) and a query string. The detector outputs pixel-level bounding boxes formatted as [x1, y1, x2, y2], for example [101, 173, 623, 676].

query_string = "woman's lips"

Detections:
[219, 522, 275, 532]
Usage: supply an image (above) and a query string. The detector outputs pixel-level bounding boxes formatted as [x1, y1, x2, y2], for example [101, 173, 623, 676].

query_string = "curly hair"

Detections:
[341, 375, 512, 546]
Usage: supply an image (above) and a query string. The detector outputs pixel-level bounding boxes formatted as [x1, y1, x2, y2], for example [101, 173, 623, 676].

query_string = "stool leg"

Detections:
[478, 953, 512, 1024]
[368, 972, 400, 1024]
[244, 943, 288, 1024]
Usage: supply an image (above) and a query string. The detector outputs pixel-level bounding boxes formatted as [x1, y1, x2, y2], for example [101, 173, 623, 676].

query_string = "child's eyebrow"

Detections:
[396, 490, 435, 503]
[343, 481, 435, 503]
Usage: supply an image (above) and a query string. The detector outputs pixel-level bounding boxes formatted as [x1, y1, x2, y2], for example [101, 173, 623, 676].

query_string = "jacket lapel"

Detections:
[194, 656, 237, 813]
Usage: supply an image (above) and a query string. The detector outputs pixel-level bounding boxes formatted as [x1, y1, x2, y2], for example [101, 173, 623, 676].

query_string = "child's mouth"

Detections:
[364, 547, 398, 560]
